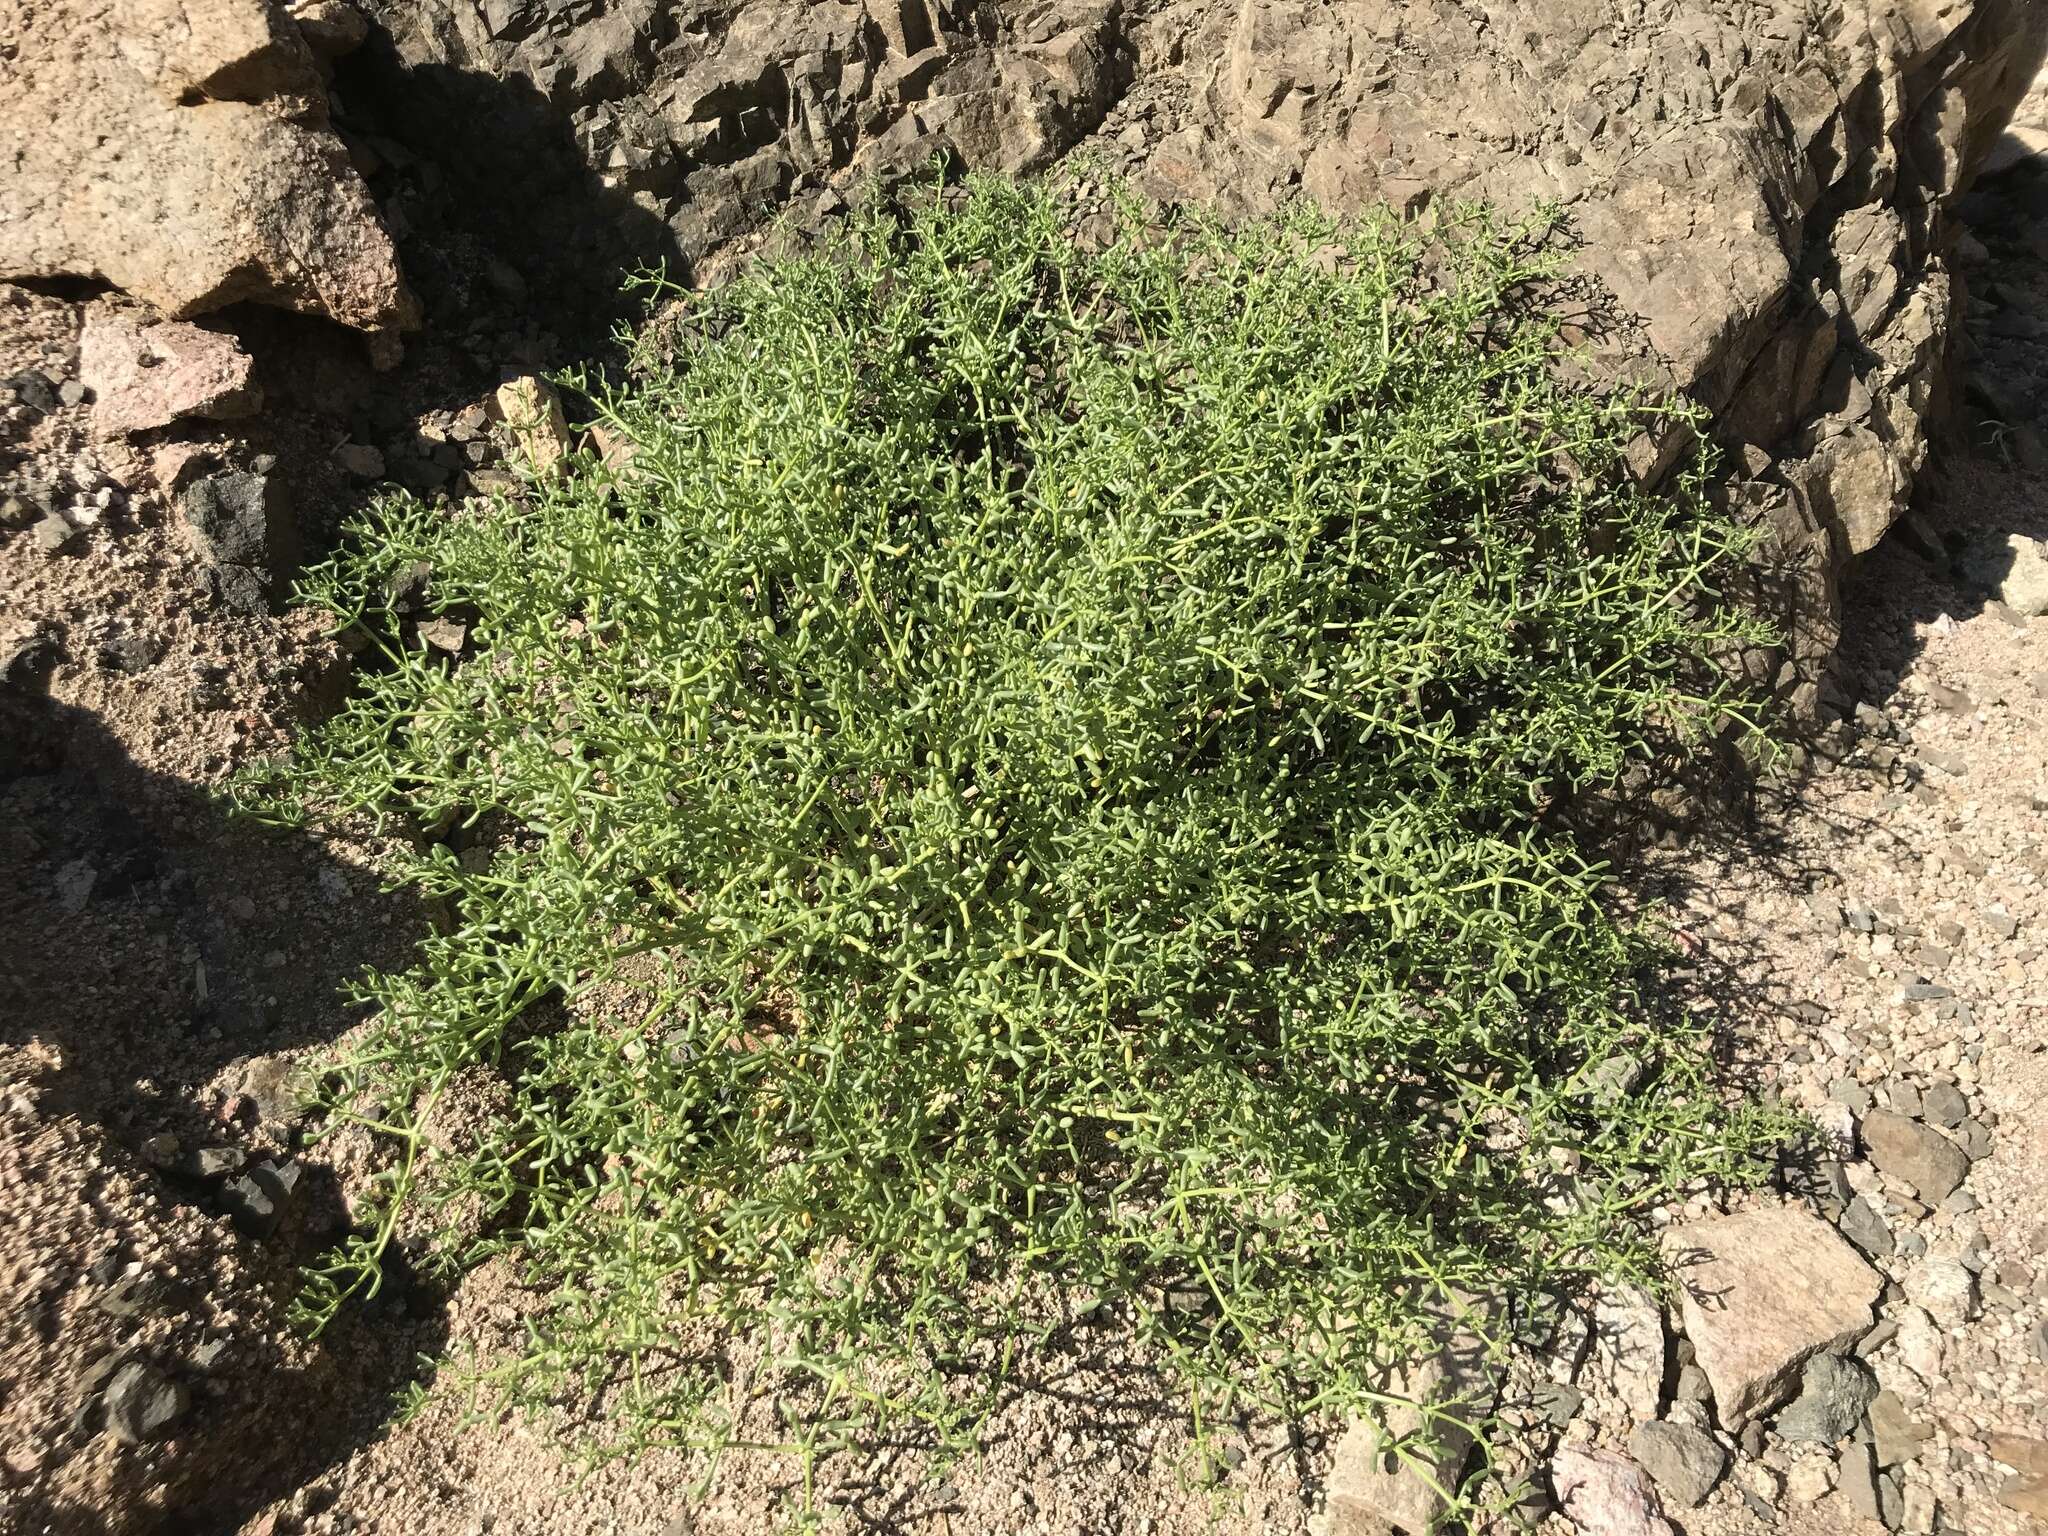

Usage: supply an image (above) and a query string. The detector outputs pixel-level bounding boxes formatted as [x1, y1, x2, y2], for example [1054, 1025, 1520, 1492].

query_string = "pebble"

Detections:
[103, 1362, 188, 1445]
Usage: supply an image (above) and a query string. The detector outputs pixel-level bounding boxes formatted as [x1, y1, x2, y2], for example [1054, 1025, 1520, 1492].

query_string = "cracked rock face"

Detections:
[344, 0, 2044, 698]
[1184, 0, 2046, 702]
[0, 0, 417, 351]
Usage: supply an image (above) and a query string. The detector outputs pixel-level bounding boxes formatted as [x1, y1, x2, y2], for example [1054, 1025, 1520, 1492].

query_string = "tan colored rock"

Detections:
[1323, 1320, 1496, 1535]
[493, 377, 573, 479]
[1861, 1108, 1971, 1202]
[78, 312, 262, 436]
[1663, 1207, 1883, 1424]
[1990, 1435, 2048, 1480]
[0, 0, 415, 351]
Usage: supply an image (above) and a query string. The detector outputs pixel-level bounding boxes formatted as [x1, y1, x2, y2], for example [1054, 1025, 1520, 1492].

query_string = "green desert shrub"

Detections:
[241, 175, 1781, 1482]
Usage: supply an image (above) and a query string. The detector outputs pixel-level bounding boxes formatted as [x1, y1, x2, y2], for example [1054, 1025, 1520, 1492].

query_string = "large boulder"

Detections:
[0, 0, 417, 355]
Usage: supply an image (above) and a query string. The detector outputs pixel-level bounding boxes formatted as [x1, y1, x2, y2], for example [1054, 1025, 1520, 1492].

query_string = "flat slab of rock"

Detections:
[1628, 1420, 1728, 1508]
[1663, 1207, 1883, 1424]
[79, 313, 262, 436]
[1860, 1109, 1971, 1203]
[1323, 1315, 1497, 1535]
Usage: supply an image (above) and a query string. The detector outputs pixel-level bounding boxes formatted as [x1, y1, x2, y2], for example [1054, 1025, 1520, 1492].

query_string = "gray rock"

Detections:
[184, 1145, 246, 1180]
[1919, 1083, 1968, 1128]
[1860, 1109, 1970, 1202]
[1529, 1379, 1583, 1429]
[103, 1362, 188, 1445]
[1956, 1117, 1992, 1161]
[1829, 1077, 1872, 1115]
[1674, 1363, 1713, 1405]
[218, 1158, 301, 1238]
[1879, 1468, 1905, 1527]
[1628, 1420, 1728, 1508]
[1840, 1196, 1894, 1259]
[220, 1172, 279, 1237]
[181, 472, 299, 615]
[1775, 1353, 1878, 1444]
[1840, 1442, 1882, 1522]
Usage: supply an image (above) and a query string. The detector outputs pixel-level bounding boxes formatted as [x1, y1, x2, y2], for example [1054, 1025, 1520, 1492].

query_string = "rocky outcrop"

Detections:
[1167, 0, 2046, 706]
[345, 0, 1129, 297]
[0, 0, 416, 355]
[338, 0, 2044, 702]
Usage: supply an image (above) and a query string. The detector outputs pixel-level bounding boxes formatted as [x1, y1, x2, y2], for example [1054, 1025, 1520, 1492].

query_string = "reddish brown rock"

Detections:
[79, 312, 262, 436]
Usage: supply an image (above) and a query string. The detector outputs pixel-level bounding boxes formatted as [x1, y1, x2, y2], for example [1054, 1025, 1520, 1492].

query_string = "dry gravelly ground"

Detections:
[4, 173, 2048, 1536]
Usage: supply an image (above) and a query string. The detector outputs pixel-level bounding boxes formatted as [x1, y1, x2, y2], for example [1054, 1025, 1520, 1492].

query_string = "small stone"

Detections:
[1867, 1390, 1931, 1467]
[1894, 1304, 1944, 1381]
[493, 375, 571, 478]
[1785, 1453, 1836, 1504]
[140, 1133, 180, 1169]
[181, 472, 298, 615]
[1586, 1287, 1666, 1422]
[1529, 1379, 1583, 1429]
[413, 615, 466, 654]
[1900, 1483, 1936, 1533]
[1839, 1196, 1893, 1259]
[103, 1362, 188, 1444]
[1918, 1083, 1967, 1129]
[33, 511, 78, 555]
[1323, 1314, 1494, 1536]
[1860, 1109, 1969, 1202]
[1954, 1116, 1991, 1161]
[1900, 1256, 1976, 1327]
[1838, 1441, 1881, 1522]
[1775, 1352, 1878, 1444]
[333, 441, 385, 478]
[1553, 1448, 1676, 1536]
[185, 1145, 246, 1180]
[79, 313, 260, 435]
[1628, 1421, 1727, 1508]
[1829, 1077, 1872, 1115]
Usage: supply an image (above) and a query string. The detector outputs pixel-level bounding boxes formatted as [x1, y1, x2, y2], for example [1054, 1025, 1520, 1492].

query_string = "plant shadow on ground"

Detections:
[0, 678, 451, 1532]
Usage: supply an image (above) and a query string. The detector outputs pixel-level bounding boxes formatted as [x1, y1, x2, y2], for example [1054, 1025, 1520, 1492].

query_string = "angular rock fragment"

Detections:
[1775, 1352, 1878, 1444]
[1627, 1420, 1726, 1508]
[1860, 1109, 1971, 1203]
[181, 472, 299, 615]
[78, 312, 262, 436]
[1323, 1313, 1496, 1535]
[1663, 1207, 1883, 1423]
[103, 1361, 189, 1444]
[1552, 1447, 1675, 1536]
